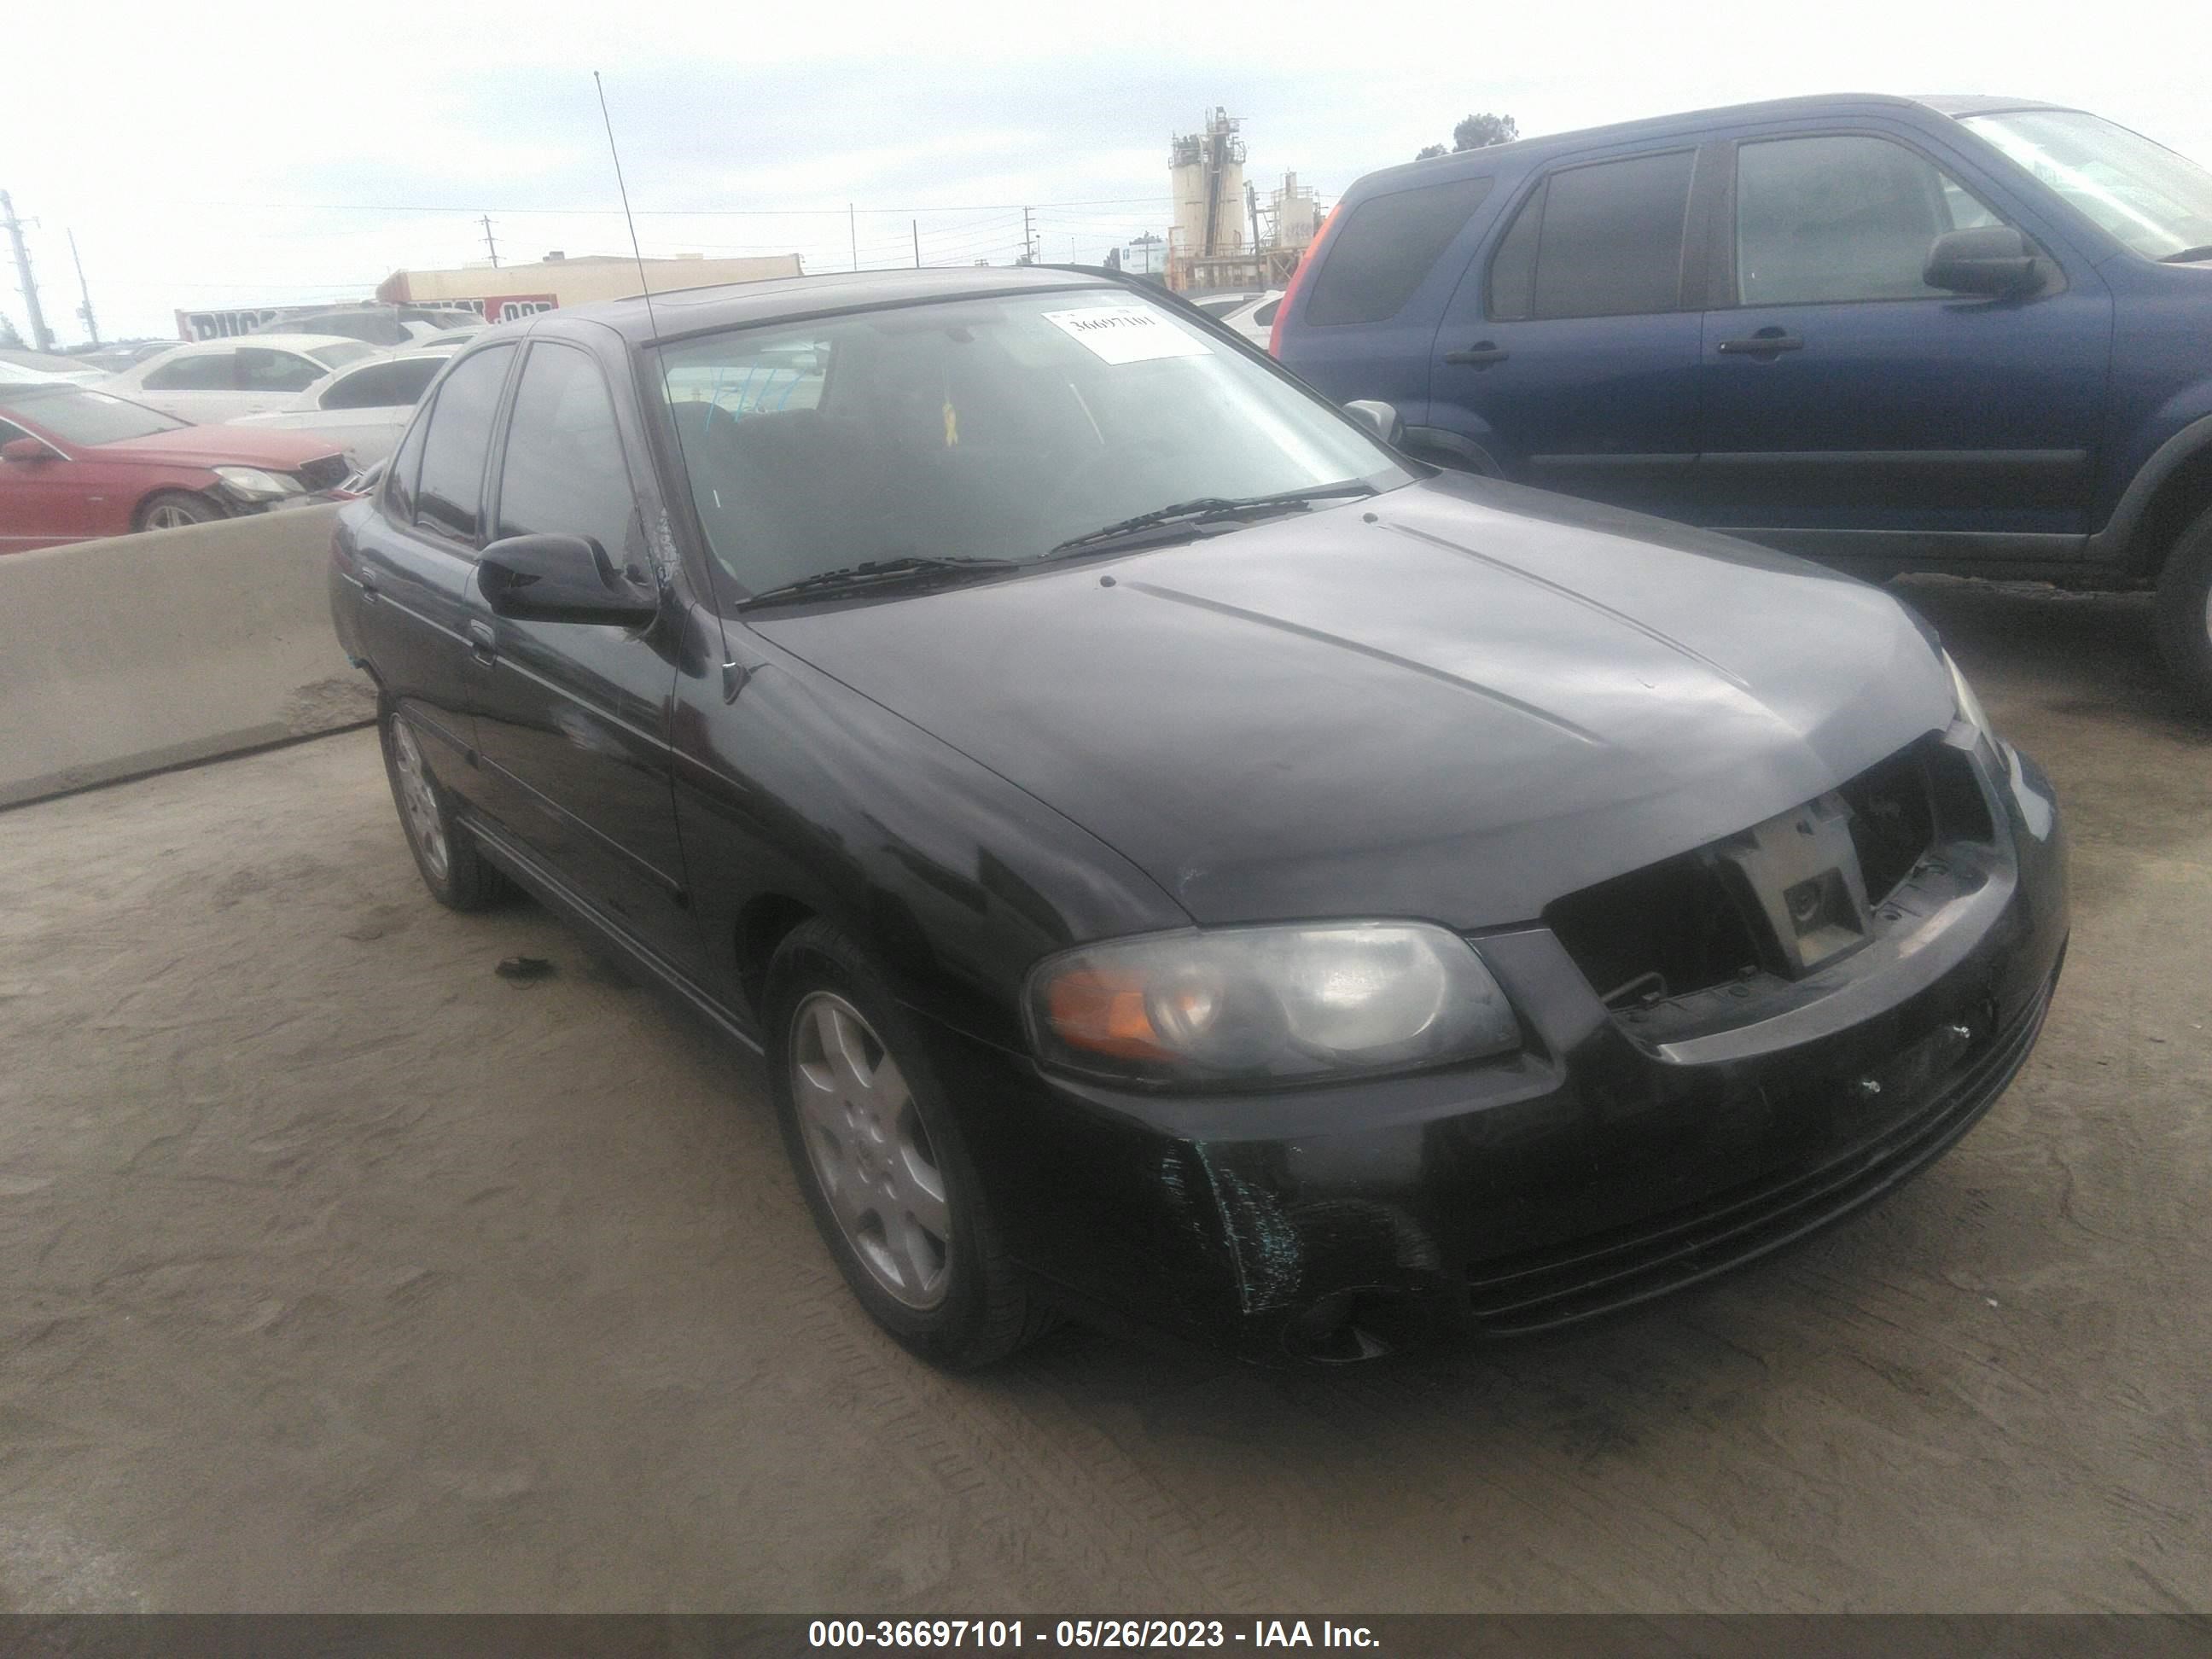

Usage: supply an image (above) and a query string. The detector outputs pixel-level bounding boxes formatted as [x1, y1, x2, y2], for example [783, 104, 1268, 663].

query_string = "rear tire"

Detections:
[765, 917, 1051, 1369]
[377, 702, 506, 911]
[135, 490, 227, 533]
[2153, 504, 2212, 713]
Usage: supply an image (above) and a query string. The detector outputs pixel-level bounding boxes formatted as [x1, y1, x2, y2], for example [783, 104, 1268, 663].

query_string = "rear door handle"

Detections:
[468, 620, 498, 667]
[358, 573, 379, 604]
[1717, 330, 1804, 355]
[1444, 341, 1511, 367]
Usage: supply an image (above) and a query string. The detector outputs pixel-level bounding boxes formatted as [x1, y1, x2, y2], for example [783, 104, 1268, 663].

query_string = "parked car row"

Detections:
[334, 265, 2067, 1369]
[1270, 92, 2212, 706]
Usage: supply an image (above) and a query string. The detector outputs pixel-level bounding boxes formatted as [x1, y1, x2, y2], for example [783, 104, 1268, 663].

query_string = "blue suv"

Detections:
[1271, 95, 2212, 707]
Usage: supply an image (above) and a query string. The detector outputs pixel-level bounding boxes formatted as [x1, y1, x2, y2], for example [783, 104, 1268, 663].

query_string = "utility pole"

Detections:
[1247, 182, 1263, 259]
[849, 203, 858, 271]
[912, 218, 920, 269]
[2, 191, 55, 352]
[1021, 207, 1035, 265]
[480, 213, 500, 268]
[67, 230, 97, 346]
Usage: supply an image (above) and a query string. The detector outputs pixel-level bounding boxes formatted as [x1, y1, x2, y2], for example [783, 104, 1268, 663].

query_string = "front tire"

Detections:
[377, 703, 505, 911]
[136, 490, 226, 533]
[2154, 504, 2212, 713]
[765, 918, 1049, 1368]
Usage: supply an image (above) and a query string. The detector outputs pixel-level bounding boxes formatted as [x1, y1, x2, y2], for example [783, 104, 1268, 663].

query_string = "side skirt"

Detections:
[463, 812, 765, 1057]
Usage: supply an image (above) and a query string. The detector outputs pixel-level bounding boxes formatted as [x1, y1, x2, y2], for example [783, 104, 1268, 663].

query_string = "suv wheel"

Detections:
[2154, 504, 2212, 713]
[765, 918, 1051, 1368]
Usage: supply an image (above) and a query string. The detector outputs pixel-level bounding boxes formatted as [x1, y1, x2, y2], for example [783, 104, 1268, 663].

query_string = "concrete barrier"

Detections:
[0, 505, 373, 809]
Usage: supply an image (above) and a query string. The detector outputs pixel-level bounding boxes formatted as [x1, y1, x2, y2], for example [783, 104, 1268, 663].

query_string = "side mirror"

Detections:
[478, 533, 661, 626]
[1925, 226, 2044, 298]
[1342, 399, 1405, 448]
[1, 436, 51, 463]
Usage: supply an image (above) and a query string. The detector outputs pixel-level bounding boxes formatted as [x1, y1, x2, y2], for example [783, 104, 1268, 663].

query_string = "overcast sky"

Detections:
[4, 0, 2209, 343]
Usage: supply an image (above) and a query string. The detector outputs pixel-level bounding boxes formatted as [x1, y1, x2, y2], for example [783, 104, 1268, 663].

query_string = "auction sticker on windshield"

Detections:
[1042, 306, 1212, 365]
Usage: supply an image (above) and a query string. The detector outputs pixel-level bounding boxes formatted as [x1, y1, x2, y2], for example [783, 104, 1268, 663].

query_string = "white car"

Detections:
[1211, 289, 1285, 348]
[0, 354, 103, 386]
[101, 334, 381, 425]
[227, 351, 452, 468]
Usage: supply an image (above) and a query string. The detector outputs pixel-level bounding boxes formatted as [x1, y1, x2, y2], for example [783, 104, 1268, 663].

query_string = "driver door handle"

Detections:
[468, 620, 498, 667]
[1445, 341, 1511, 367]
[1717, 330, 1805, 354]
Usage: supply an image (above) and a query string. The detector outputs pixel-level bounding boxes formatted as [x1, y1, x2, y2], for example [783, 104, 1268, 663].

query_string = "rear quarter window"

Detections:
[1304, 175, 1497, 326]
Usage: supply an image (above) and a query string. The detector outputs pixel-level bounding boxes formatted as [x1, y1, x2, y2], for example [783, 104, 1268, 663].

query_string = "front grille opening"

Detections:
[1543, 851, 1764, 1009]
[1546, 735, 1972, 1011]
[1839, 744, 1936, 904]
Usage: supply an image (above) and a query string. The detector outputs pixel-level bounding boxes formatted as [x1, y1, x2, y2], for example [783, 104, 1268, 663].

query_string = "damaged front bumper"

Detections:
[930, 734, 2068, 1363]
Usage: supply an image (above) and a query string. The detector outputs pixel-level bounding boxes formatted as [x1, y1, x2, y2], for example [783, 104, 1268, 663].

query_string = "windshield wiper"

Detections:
[1045, 480, 1380, 558]
[740, 554, 1022, 608]
[2160, 243, 2212, 264]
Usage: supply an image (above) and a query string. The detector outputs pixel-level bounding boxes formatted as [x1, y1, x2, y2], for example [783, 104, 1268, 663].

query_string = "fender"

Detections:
[2088, 409, 2212, 574]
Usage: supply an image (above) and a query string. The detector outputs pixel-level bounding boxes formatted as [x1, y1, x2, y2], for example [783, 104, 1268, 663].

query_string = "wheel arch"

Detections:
[2092, 413, 2212, 579]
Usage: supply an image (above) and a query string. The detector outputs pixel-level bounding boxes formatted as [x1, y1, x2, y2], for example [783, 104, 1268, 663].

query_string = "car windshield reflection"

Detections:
[654, 289, 1411, 599]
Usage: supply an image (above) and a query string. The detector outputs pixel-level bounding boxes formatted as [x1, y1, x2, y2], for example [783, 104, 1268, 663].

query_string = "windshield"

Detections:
[1964, 108, 2212, 260]
[3, 385, 186, 445]
[656, 288, 1411, 597]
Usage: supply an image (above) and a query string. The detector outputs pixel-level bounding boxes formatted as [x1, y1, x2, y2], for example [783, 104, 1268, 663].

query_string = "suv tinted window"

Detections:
[1306, 175, 1496, 325]
[1736, 134, 2000, 306]
[495, 344, 638, 562]
[143, 351, 236, 392]
[1490, 150, 1696, 321]
[323, 357, 444, 411]
[413, 345, 515, 543]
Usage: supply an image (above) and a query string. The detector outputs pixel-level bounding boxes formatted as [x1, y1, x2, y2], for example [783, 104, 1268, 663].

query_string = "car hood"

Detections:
[749, 473, 1957, 930]
[83, 424, 345, 469]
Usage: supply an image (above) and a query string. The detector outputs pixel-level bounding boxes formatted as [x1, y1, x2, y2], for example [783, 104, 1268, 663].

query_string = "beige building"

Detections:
[375, 251, 805, 317]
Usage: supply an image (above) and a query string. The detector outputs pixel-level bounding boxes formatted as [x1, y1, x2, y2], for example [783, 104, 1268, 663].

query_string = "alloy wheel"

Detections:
[789, 991, 952, 1309]
[146, 503, 198, 530]
[390, 719, 449, 881]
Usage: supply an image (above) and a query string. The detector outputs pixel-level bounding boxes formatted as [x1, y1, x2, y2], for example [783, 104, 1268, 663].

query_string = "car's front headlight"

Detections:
[212, 465, 303, 502]
[1024, 921, 1521, 1087]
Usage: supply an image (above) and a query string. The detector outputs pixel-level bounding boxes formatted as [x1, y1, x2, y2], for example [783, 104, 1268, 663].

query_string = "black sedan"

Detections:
[329, 267, 2068, 1366]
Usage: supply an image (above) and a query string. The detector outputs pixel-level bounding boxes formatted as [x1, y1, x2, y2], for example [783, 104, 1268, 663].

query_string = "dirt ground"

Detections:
[2, 578, 2208, 1613]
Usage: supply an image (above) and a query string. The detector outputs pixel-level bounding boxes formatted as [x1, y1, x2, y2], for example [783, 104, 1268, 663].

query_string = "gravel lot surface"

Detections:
[2, 578, 2206, 1612]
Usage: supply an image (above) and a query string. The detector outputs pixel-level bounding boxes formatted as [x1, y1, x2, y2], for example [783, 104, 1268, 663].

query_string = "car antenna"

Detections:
[592, 71, 745, 695]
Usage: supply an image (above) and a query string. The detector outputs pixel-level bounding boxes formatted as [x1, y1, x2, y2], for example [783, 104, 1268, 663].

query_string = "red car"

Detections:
[0, 383, 352, 553]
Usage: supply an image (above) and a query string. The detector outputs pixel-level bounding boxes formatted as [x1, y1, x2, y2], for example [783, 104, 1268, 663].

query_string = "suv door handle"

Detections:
[1444, 341, 1511, 367]
[1717, 329, 1804, 355]
[467, 620, 498, 667]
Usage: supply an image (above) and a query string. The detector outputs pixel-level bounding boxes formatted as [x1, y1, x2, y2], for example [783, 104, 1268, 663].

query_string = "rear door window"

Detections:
[239, 348, 325, 393]
[1488, 150, 1697, 320]
[412, 344, 515, 544]
[1305, 175, 1496, 325]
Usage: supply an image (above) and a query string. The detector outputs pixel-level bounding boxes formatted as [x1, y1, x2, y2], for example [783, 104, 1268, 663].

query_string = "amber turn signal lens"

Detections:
[1044, 967, 1172, 1061]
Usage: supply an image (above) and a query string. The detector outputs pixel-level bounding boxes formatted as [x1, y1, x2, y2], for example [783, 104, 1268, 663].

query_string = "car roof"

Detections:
[533, 265, 1118, 346]
[1346, 92, 2076, 197]
[166, 333, 369, 354]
